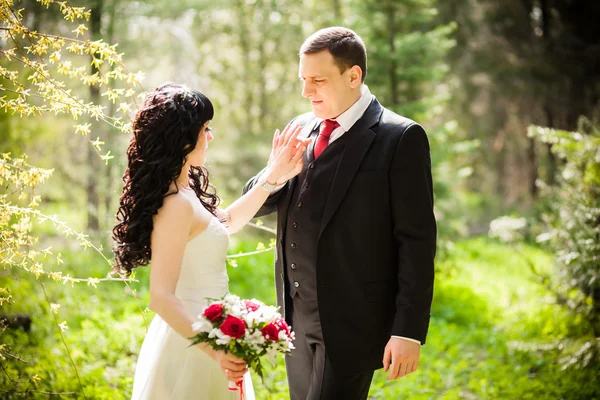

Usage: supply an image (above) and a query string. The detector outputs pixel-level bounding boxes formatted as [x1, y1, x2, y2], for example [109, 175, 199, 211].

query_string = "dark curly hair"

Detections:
[112, 83, 219, 275]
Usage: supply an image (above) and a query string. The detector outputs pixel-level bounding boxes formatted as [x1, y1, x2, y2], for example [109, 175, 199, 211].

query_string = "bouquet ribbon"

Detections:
[228, 379, 244, 400]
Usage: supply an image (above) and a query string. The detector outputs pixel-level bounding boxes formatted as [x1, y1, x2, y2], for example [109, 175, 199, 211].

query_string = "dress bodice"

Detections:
[175, 216, 230, 305]
[132, 215, 255, 400]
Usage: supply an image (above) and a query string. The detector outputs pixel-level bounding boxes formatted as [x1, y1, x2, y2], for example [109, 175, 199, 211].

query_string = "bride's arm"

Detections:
[221, 125, 307, 234]
[219, 173, 281, 235]
[148, 194, 247, 380]
[148, 195, 199, 340]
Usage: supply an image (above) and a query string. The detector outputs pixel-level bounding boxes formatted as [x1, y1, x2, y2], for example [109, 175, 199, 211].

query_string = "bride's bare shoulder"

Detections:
[156, 191, 195, 220]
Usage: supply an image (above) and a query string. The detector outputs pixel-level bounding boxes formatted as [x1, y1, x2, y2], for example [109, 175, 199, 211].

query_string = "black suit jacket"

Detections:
[244, 97, 436, 373]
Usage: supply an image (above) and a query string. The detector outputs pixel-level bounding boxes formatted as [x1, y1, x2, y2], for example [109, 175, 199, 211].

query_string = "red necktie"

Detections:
[314, 119, 339, 159]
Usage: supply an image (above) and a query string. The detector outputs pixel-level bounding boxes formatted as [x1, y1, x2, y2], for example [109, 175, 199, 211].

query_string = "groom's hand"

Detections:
[383, 337, 420, 380]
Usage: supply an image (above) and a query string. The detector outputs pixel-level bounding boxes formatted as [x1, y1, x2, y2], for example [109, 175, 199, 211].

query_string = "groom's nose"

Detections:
[302, 81, 315, 98]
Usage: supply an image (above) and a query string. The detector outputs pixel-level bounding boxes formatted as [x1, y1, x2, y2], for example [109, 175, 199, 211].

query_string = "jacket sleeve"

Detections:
[242, 168, 289, 218]
[389, 123, 437, 344]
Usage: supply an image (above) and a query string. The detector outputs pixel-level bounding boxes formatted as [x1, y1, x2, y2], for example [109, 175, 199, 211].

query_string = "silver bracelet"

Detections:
[260, 176, 278, 192]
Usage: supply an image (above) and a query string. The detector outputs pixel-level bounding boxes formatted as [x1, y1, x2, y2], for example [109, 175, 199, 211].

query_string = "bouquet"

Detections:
[189, 293, 295, 397]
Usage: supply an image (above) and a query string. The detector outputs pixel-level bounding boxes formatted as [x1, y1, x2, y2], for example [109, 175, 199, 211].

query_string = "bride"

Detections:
[112, 83, 308, 399]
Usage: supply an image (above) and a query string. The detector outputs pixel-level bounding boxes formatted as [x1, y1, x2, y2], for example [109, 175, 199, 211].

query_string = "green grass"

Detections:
[367, 238, 598, 400]
[1, 236, 598, 399]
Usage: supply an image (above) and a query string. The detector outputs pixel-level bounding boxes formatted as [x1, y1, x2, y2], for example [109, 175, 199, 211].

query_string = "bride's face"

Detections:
[187, 121, 213, 166]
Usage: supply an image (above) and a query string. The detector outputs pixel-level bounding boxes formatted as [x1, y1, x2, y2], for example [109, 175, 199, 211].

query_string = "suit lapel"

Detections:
[306, 120, 319, 163]
[318, 97, 383, 239]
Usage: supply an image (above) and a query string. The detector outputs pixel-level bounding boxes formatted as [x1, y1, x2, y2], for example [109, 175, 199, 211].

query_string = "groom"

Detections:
[244, 27, 436, 400]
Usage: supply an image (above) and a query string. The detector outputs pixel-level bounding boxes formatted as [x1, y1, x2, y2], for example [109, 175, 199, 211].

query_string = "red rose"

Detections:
[203, 303, 224, 322]
[219, 315, 246, 339]
[244, 300, 260, 312]
[273, 318, 290, 335]
[261, 323, 280, 341]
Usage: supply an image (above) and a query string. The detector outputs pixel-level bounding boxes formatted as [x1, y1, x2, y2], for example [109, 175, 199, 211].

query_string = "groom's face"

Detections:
[299, 50, 358, 119]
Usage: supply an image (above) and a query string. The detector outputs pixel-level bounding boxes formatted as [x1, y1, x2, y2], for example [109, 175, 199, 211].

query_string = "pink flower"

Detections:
[273, 318, 291, 336]
[244, 300, 261, 312]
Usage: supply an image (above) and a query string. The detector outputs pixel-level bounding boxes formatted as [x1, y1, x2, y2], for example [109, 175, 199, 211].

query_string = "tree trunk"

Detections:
[544, 106, 557, 186]
[236, 0, 253, 134]
[386, 3, 398, 107]
[258, 0, 268, 131]
[527, 136, 538, 199]
[104, 0, 118, 232]
[86, 0, 103, 232]
[540, 0, 557, 187]
[331, 0, 343, 20]
[494, 128, 507, 201]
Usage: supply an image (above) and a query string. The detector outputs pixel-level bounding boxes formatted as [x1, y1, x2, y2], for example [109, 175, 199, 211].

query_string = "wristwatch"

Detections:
[260, 177, 278, 192]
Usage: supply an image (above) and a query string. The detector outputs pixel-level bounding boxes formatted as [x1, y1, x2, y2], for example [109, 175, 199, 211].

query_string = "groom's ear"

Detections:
[348, 65, 362, 88]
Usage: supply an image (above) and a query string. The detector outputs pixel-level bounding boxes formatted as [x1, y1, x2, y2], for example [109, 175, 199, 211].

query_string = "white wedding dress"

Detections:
[131, 216, 255, 400]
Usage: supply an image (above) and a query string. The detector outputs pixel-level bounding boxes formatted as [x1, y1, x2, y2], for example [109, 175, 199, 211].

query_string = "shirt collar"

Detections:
[316, 85, 372, 132]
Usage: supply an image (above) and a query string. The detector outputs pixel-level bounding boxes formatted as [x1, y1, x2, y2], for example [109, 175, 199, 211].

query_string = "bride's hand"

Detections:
[267, 124, 298, 171]
[265, 124, 309, 185]
[211, 349, 248, 381]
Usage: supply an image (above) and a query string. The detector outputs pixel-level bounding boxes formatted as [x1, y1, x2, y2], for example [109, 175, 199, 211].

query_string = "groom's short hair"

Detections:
[300, 27, 367, 83]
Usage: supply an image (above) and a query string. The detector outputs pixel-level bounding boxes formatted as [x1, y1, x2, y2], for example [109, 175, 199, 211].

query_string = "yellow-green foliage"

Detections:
[0, 0, 145, 161]
[0, 1, 146, 395]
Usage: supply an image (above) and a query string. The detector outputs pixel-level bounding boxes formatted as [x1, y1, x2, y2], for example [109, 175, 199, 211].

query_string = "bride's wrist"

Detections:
[262, 169, 279, 187]
[197, 343, 216, 360]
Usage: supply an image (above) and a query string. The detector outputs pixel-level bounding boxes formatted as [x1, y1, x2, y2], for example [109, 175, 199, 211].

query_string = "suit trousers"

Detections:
[285, 293, 375, 400]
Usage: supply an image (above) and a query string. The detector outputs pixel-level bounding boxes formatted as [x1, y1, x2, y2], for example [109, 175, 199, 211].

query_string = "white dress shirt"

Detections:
[316, 84, 373, 145]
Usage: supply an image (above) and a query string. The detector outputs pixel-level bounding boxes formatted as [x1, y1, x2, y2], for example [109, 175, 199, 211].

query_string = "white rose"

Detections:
[208, 328, 221, 339]
[216, 337, 232, 346]
[230, 304, 243, 317]
[260, 306, 279, 323]
[192, 318, 213, 333]
[224, 293, 241, 305]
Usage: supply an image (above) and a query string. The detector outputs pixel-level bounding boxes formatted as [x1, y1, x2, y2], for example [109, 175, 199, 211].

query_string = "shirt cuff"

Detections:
[391, 335, 421, 345]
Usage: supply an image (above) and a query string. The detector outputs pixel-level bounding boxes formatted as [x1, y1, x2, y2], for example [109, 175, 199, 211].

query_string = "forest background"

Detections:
[1, 0, 599, 398]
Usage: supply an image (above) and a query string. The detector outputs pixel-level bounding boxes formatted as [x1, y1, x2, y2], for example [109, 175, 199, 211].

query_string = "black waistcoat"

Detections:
[283, 132, 349, 300]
